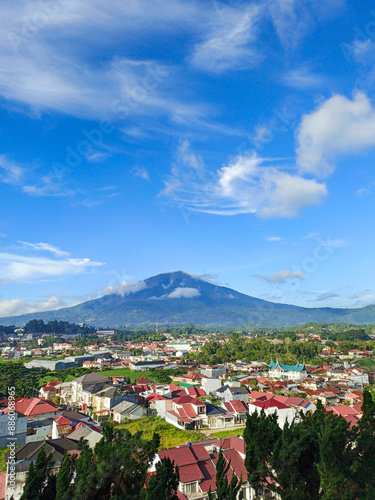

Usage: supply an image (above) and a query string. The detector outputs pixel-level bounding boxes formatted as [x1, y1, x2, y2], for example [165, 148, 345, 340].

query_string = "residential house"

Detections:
[165, 396, 206, 430]
[201, 377, 221, 395]
[150, 437, 259, 499]
[3, 398, 58, 421]
[64, 372, 112, 406]
[204, 403, 234, 429]
[38, 380, 61, 400]
[248, 398, 294, 428]
[111, 401, 148, 423]
[215, 385, 249, 403]
[223, 400, 248, 423]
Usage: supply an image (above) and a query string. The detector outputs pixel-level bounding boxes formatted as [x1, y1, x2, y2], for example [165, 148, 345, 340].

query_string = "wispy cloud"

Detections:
[131, 166, 150, 180]
[267, 0, 344, 49]
[161, 142, 327, 218]
[256, 270, 304, 283]
[0, 251, 102, 282]
[283, 66, 328, 89]
[266, 236, 283, 242]
[17, 241, 70, 258]
[0, 156, 25, 185]
[190, 4, 262, 73]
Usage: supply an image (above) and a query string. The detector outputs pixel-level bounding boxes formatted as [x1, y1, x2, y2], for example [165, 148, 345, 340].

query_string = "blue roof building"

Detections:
[268, 358, 307, 380]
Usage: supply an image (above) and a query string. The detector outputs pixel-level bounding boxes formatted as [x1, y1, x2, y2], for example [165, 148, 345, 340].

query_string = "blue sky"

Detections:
[1, 0, 375, 317]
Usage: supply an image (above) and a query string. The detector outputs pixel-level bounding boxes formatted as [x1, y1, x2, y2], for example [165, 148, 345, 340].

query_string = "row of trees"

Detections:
[244, 390, 375, 499]
[23, 320, 96, 335]
[192, 334, 322, 366]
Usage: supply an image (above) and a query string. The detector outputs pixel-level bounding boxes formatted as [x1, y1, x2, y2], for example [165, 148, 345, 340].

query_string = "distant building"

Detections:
[129, 360, 166, 371]
[201, 365, 227, 378]
[268, 358, 307, 380]
[96, 330, 116, 337]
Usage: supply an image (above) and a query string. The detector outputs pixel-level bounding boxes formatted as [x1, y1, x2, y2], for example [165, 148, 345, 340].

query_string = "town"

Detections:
[1, 320, 374, 499]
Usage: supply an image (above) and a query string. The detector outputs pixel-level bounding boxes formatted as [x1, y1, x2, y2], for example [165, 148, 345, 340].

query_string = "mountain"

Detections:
[1, 271, 375, 327]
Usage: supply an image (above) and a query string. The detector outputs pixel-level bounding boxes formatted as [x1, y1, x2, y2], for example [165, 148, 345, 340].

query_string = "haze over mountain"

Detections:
[1, 271, 375, 328]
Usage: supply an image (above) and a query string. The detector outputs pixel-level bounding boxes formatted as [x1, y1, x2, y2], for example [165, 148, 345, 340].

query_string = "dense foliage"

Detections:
[20, 425, 179, 500]
[191, 333, 322, 365]
[244, 392, 375, 499]
[0, 362, 48, 398]
[23, 319, 95, 335]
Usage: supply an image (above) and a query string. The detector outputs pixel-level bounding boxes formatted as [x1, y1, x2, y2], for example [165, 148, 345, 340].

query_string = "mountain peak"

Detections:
[0, 270, 374, 327]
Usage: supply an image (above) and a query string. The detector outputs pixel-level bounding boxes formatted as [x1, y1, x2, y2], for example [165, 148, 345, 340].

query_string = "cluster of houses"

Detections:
[0, 328, 374, 499]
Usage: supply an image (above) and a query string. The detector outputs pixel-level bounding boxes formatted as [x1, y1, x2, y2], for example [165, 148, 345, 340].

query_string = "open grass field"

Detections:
[357, 358, 375, 369]
[114, 416, 205, 449]
[101, 367, 155, 383]
[210, 428, 244, 439]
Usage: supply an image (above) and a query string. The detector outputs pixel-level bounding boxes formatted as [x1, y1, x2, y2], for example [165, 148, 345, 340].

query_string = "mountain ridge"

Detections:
[1, 271, 374, 327]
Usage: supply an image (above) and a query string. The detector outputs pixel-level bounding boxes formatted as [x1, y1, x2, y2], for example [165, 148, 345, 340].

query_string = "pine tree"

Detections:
[73, 438, 98, 500]
[270, 416, 320, 500]
[56, 453, 77, 500]
[350, 389, 375, 499]
[215, 448, 242, 500]
[317, 412, 355, 500]
[244, 409, 281, 488]
[20, 448, 55, 500]
[145, 457, 180, 500]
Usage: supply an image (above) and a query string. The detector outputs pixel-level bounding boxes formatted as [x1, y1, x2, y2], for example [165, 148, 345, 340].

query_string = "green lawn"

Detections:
[101, 367, 156, 382]
[114, 416, 205, 449]
[210, 428, 244, 439]
[357, 358, 375, 369]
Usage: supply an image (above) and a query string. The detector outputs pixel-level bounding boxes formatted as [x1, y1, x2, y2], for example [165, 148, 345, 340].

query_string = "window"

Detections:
[182, 482, 197, 493]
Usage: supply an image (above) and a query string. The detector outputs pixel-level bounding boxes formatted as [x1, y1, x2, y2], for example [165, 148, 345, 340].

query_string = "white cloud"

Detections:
[0, 156, 24, 185]
[0, 252, 102, 282]
[267, 0, 344, 48]
[257, 270, 304, 283]
[355, 187, 371, 196]
[190, 4, 261, 73]
[131, 167, 150, 181]
[283, 66, 327, 89]
[102, 280, 147, 297]
[266, 236, 283, 242]
[297, 92, 375, 177]
[0, 295, 68, 317]
[18, 241, 70, 258]
[167, 287, 201, 299]
[0, 1, 209, 121]
[162, 144, 327, 218]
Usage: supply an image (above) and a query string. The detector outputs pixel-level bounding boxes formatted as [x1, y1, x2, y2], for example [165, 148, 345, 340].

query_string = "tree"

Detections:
[270, 416, 320, 500]
[244, 409, 281, 488]
[73, 438, 98, 500]
[350, 389, 375, 499]
[317, 412, 355, 500]
[20, 449, 56, 500]
[145, 457, 180, 500]
[215, 448, 242, 500]
[56, 453, 77, 500]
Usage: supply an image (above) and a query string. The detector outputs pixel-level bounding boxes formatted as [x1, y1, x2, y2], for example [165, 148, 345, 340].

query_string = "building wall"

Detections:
[0, 413, 27, 448]
[202, 378, 221, 395]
